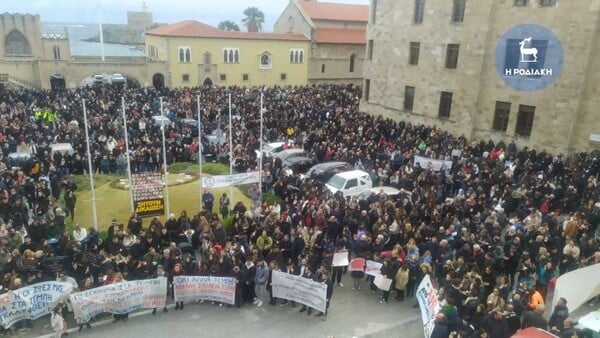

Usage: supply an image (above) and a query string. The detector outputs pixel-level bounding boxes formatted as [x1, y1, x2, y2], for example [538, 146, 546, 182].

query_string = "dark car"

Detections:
[282, 156, 316, 176]
[301, 161, 354, 182]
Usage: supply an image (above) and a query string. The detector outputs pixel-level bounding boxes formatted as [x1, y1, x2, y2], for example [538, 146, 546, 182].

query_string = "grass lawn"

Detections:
[68, 162, 251, 232]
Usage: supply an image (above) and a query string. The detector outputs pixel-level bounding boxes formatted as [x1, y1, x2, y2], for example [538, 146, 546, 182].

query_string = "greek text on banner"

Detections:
[202, 171, 260, 188]
[173, 276, 236, 305]
[69, 277, 167, 323]
[272, 270, 327, 313]
[0, 281, 73, 329]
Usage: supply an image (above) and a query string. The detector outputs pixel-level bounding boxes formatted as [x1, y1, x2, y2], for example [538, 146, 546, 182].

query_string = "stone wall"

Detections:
[362, 0, 600, 154]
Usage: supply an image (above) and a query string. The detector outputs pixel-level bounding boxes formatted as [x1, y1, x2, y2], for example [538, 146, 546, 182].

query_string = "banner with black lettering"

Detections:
[413, 155, 453, 172]
[173, 276, 236, 304]
[0, 281, 74, 328]
[69, 277, 167, 323]
[272, 270, 327, 313]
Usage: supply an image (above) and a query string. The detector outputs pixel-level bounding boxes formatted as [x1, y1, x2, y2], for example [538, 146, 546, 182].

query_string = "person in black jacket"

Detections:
[315, 271, 333, 321]
[430, 313, 449, 338]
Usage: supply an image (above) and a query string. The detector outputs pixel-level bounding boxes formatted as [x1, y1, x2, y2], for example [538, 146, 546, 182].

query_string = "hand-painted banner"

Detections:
[202, 171, 260, 188]
[173, 276, 236, 305]
[364, 260, 383, 276]
[416, 275, 441, 338]
[332, 252, 349, 267]
[69, 277, 167, 323]
[0, 281, 73, 328]
[374, 274, 393, 291]
[349, 258, 366, 272]
[272, 270, 327, 313]
[413, 155, 453, 172]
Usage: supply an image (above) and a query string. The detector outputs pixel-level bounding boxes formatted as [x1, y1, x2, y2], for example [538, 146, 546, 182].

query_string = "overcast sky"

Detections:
[6, 0, 369, 31]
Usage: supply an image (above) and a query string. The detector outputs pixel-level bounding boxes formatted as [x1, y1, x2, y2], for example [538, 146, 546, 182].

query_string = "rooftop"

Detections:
[314, 27, 365, 44]
[298, 1, 369, 22]
[147, 20, 308, 41]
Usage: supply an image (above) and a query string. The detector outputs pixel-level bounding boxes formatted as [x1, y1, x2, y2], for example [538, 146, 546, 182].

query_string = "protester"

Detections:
[50, 306, 65, 338]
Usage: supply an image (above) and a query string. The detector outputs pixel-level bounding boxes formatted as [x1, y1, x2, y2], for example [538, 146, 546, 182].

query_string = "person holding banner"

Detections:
[314, 271, 333, 320]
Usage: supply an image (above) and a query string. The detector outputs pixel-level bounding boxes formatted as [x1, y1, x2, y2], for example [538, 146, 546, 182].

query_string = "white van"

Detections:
[325, 170, 373, 197]
[51, 143, 74, 158]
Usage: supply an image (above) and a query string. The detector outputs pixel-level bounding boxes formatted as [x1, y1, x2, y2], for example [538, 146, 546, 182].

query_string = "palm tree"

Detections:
[218, 20, 240, 32]
[242, 7, 265, 32]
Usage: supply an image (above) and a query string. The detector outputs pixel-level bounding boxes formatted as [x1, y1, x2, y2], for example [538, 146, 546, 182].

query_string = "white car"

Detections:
[255, 141, 293, 159]
[325, 170, 373, 197]
[111, 73, 126, 83]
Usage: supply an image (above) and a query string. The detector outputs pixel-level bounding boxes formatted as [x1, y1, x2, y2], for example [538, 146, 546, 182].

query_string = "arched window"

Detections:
[321, 64, 325, 73]
[349, 54, 356, 73]
[178, 47, 191, 62]
[229, 50, 234, 63]
[53, 46, 61, 60]
[5, 30, 31, 55]
[234, 49, 239, 63]
[299, 50, 303, 63]
[294, 51, 299, 63]
[290, 51, 294, 63]
[223, 49, 228, 63]
[179, 48, 185, 62]
[259, 52, 272, 69]
[185, 49, 191, 62]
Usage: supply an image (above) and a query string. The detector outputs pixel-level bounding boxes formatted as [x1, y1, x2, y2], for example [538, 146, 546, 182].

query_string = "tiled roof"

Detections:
[314, 27, 365, 44]
[298, 1, 369, 22]
[146, 20, 308, 41]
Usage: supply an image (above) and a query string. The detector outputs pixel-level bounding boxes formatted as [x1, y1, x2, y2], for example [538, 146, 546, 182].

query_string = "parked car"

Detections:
[300, 161, 354, 182]
[282, 156, 316, 176]
[325, 170, 373, 197]
[273, 148, 305, 162]
[111, 73, 126, 84]
[93, 74, 104, 85]
[255, 141, 294, 159]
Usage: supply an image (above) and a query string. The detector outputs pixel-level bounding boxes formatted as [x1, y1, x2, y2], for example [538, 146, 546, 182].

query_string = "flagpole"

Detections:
[228, 93, 234, 212]
[82, 99, 98, 231]
[160, 97, 171, 217]
[197, 94, 203, 211]
[259, 93, 264, 202]
[121, 97, 134, 213]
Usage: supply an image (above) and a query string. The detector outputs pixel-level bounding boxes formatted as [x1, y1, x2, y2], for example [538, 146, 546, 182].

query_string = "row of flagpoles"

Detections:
[81, 92, 265, 230]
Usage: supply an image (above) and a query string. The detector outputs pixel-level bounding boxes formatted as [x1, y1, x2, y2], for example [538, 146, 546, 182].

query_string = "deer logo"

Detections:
[519, 37, 538, 62]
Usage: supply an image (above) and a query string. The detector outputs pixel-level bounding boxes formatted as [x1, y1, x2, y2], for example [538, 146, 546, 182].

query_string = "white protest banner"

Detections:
[202, 171, 260, 188]
[416, 275, 441, 338]
[365, 260, 383, 276]
[552, 262, 600, 312]
[272, 270, 327, 313]
[413, 155, 453, 172]
[0, 281, 73, 329]
[173, 276, 236, 305]
[374, 274, 393, 291]
[69, 277, 167, 323]
[332, 252, 349, 267]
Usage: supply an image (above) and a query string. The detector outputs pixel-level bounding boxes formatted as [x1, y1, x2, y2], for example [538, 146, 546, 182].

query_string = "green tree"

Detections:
[218, 20, 240, 32]
[242, 7, 265, 32]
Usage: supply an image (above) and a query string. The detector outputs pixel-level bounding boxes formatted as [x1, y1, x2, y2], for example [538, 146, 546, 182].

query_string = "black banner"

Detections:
[134, 198, 165, 218]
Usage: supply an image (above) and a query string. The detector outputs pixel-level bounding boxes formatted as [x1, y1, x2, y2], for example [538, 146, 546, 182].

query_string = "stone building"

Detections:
[145, 21, 310, 88]
[273, 0, 368, 84]
[0, 11, 166, 90]
[361, 0, 600, 154]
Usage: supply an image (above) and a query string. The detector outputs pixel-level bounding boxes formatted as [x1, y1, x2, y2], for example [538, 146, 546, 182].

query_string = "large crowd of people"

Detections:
[0, 83, 599, 337]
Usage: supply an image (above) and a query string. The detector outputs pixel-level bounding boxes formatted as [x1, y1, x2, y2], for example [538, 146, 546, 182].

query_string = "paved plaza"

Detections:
[31, 274, 423, 338]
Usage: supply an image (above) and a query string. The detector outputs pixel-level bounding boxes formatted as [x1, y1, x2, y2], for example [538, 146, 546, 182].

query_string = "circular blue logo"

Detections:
[495, 23, 563, 92]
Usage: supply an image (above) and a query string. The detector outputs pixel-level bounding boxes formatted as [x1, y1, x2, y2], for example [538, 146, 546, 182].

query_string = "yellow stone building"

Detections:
[145, 21, 310, 87]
